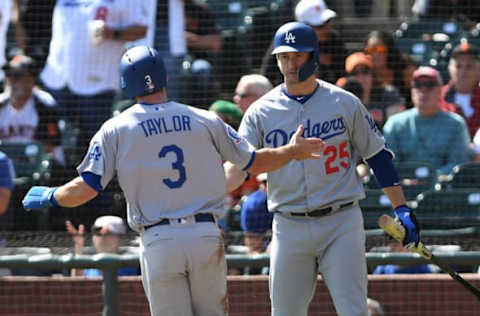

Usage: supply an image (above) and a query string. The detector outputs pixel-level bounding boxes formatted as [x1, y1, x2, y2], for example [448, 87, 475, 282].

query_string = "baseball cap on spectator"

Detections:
[412, 66, 442, 85]
[91, 216, 127, 235]
[451, 42, 480, 60]
[3, 55, 38, 77]
[295, 0, 337, 27]
[345, 52, 372, 74]
[209, 100, 243, 129]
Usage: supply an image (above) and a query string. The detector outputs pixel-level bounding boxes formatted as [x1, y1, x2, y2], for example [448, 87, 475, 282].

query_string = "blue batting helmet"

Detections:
[271, 22, 319, 82]
[120, 46, 167, 98]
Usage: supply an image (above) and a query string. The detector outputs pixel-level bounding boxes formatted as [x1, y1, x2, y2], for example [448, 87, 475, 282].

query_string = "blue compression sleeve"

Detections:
[81, 172, 102, 192]
[366, 149, 401, 188]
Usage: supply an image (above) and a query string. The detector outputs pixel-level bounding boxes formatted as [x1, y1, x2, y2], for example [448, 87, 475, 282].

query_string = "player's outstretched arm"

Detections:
[247, 125, 324, 175]
[23, 177, 98, 210]
[224, 161, 248, 193]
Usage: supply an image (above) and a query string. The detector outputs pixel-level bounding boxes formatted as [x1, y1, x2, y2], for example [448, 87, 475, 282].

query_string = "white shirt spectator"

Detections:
[41, 0, 147, 95]
[0, 0, 13, 83]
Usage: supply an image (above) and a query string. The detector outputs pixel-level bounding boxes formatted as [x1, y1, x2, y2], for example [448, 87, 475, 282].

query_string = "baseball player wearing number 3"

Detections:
[225, 22, 421, 316]
[22, 46, 324, 316]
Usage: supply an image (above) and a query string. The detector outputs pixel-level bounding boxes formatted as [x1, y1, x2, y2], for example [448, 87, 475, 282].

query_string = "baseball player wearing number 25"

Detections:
[22, 46, 324, 316]
[225, 22, 421, 316]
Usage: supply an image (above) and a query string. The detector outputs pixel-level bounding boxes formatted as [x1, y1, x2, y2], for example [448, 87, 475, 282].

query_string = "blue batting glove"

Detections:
[22, 186, 59, 210]
[394, 205, 420, 247]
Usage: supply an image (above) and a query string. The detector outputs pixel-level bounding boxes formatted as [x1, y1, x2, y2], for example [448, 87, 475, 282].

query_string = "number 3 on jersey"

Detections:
[159, 145, 186, 189]
[324, 141, 349, 174]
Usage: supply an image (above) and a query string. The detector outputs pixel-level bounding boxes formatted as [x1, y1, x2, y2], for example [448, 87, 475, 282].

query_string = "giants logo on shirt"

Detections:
[265, 117, 346, 147]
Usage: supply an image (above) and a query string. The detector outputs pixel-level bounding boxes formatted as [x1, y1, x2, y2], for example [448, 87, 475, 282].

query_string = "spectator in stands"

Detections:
[342, 52, 405, 128]
[400, 56, 419, 110]
[185, 0, 221, 62]
[66, 215, 139, 277]
[367, 297, 387, 316]
[383, 66, 471, 178]
[373, 241, 433, 274]
[40, 1, 148, 160]
[154, 0, 186, 100]
[440, 42, 480, 138]
[0, 0, 13, 92]
[336, 76, 364, 100]
[0, 55, 65, 167]
[472, 128, 480, 162]
[13, 0, 56, 72]
[261, 0, 347, 86]
[412, 0, 480, 31]
[239, 172, 273, 275]
[364, 31, 410, 103]
[180, 0, 222, 108]
[233, 74, 273, 113]
[0, 151, 15, 230]
[209, 100, 243, 130]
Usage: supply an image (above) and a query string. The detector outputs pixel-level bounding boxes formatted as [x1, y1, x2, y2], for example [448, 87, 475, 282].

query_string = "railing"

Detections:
[1, 252, 480, 316]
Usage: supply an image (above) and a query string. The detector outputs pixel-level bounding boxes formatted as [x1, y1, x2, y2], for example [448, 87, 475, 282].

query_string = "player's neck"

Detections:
[137, 90, 168, 104]
[284, 77, 317, 96]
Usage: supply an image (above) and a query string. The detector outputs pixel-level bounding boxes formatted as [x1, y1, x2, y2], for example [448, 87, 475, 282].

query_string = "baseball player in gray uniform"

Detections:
[225, 22, 421, 316]
[22, 45, 325, 316]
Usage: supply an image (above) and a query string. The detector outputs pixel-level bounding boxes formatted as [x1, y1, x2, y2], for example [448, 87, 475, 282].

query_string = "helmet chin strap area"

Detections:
[297, 54, 319, 82]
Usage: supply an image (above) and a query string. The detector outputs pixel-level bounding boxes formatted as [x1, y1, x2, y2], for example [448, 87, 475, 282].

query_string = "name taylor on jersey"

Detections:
[139, 115, 192, 137]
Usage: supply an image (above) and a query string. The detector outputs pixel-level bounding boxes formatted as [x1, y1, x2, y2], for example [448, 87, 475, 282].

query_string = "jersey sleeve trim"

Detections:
[81, 172, 102, 192]
[362, 146, 395, 161]
[241, 151, 256, 171]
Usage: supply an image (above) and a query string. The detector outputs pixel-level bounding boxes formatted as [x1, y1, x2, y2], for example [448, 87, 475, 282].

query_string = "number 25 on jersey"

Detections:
[324, 141, 349, 175]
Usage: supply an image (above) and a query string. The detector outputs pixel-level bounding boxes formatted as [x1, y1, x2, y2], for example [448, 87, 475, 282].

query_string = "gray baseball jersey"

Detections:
[240, 79, 385, 316]
[77, 101, 255, 232]
[239, 79, 386, 213]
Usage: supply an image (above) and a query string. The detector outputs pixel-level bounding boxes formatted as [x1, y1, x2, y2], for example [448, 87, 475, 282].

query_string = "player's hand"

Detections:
[394, 205, 420, 248]
[22, 186, 57, 210]
[290, 124, 325, 160]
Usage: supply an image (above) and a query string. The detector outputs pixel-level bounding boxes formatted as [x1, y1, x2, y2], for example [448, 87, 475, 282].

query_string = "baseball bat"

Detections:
[378, 215, 480, 301]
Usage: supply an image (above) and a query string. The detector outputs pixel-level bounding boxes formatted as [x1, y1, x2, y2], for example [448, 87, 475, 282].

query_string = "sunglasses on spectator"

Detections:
[350, 67, 372, 76]
[235, 92, 253, 99]
[364, 45, 388, 55]
[412, 80, 439, 89]
[6, 71, 29, 79]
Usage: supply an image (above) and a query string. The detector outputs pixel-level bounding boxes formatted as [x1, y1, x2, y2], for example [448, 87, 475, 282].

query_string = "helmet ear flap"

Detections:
[297, 52, 319, 82]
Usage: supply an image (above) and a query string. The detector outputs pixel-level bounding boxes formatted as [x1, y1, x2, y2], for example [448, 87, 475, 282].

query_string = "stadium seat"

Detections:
[395, 161, 437, 201]
[360, 189, 394, 229]
[445, 162, 480, 190]
[413, 189, 480, 229]
[205, 0, 248, 31]
[0, 141, 52, 186]
[395, 19, 465, 40]
[395, 38, 438, 65]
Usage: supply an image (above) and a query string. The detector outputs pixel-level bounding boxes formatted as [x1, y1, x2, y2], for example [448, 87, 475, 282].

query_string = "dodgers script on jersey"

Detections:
[239, 79, 386, 213]
[77, 101, 255, 232]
